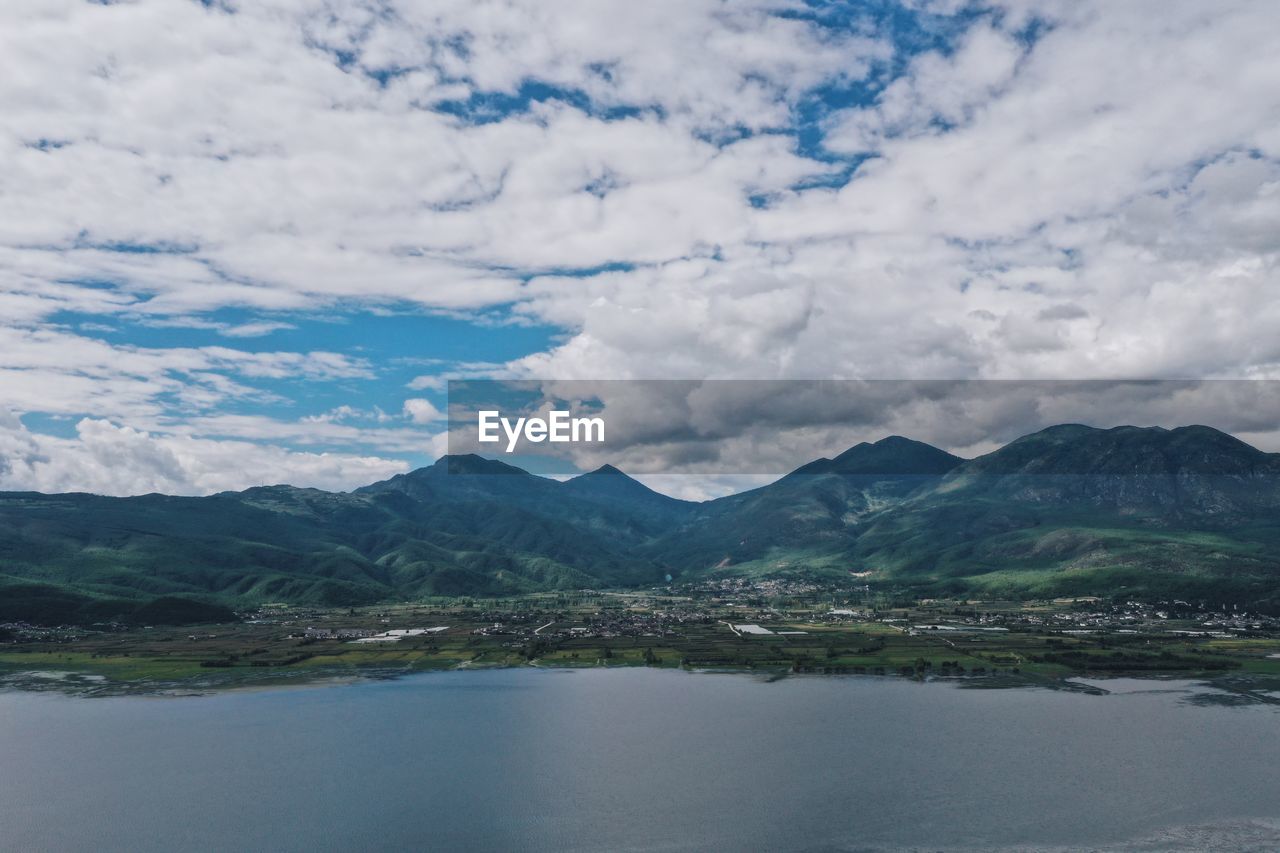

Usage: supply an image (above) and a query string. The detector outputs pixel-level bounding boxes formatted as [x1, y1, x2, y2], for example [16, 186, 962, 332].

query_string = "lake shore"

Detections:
[5, 593, 1279, 697]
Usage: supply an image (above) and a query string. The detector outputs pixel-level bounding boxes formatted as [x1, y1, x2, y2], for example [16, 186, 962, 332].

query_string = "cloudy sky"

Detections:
[2, 0, 1279, 496]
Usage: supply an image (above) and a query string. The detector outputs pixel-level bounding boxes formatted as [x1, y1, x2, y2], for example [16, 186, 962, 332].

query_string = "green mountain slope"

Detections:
[646, 436, 963, 573]
[848, 425, 1280, 607]
[0, 455, 693, 622]
[2, 424, 1279, 623]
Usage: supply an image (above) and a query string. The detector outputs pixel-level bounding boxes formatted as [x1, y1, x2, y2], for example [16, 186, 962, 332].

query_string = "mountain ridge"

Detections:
[2, 423, 1279, 623]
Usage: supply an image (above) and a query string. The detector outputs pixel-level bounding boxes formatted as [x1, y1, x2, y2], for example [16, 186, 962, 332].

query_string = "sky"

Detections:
[2, 0, 1279, 498]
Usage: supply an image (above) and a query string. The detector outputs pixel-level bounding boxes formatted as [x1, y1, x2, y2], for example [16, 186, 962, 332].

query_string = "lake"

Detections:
[1, 669, 1278, 851]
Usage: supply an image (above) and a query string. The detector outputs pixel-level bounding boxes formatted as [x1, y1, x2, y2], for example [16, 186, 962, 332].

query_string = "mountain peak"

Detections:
[830, 436, 964, 476]
[787, 436, 963, 478]
[1008, 423, 1103, 445]
[872, 434, 919, 447]
[965, 422, 1274, 477]
[566, 463, 646, 490]
[354, 454, 535, 499]
[563, 464, 691, 510]
[435, 454, 532, 476]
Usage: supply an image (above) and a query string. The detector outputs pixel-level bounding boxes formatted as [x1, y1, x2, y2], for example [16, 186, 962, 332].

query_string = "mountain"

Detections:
[0, 455, 693, 622]
[645, 437, 963, 572]
[359, 454, 695, 543]
[1, 424, 1279, 624]
[562, 464, 690, 514]
[789, 435, 965, 477]
[848, 425, 1280, 605]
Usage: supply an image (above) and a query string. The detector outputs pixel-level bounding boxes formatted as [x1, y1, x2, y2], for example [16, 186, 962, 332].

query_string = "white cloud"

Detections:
[219, 321, 294, 338]
[826, 23, 1025, 153]
[512, 1, 1280, 383]
[402, 398, 443, 424]
[170, 413, 436, 455]
[0, 0, 883, 320]
[0, 325, 373, 421]
[133, 317, 301, 338]
[0, 413, 409, 496]
[2, 0, 1280, 494]
[406, 375, 447, 392]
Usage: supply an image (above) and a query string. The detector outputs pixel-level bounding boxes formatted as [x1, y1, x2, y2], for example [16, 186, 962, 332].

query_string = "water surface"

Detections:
[1, 669, 1277, 851]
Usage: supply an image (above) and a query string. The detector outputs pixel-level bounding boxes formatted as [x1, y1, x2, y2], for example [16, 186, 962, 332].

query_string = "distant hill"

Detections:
[1, 424, 1279, 623]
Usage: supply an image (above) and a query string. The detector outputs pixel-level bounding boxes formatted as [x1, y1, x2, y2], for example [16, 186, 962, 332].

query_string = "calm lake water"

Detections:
[1, 669, 1278, 852]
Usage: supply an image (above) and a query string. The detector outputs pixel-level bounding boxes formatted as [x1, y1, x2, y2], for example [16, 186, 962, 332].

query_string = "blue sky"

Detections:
[51, 306, 559, 422]
[2, 0, 1279, 497]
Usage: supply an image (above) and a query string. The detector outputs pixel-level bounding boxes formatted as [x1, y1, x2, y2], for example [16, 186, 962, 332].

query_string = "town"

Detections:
[3, 580, 1279, 695]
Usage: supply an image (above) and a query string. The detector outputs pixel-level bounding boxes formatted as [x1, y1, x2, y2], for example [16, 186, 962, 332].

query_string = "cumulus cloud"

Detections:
[0, 413, 409, 496]
[2, 0, 1279, 494]
[0, 0, 880, 318]
[402, 398, 444, 424]
[511, 1, 1280, 383]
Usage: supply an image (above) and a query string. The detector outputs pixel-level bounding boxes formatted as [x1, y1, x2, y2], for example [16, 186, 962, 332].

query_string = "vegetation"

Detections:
[3, 593, 1279, 695]
[0, 583, 235, 626]
[1, 424, 1279, 624]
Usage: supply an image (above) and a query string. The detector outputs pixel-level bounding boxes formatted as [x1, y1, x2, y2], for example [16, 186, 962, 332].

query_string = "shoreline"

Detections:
[5, 593, 1278, 698]
[4, 653, 1279, 702]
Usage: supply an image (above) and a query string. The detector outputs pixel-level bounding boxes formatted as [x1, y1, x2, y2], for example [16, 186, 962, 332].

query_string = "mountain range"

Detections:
[3, 423, 1280, 624]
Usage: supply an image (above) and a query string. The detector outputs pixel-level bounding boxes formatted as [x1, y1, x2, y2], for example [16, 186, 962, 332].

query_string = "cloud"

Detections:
[825, 22, 1025, 152]
[219, 321, 294, 337]
[0, 0, 883, 320]
[2, 1, 1280, 494]
[301, 405, 364, 424]
[512, 1, 1280, 383]
[170, 413, 436, 455]
[402, 398, 443, 424]
[0, 325, 373, 421]
[134, 317, 296, 337]
[1036, 304, 1089, 322]
[445, 379, 1280, 486]
[0, 413, 409, 496]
